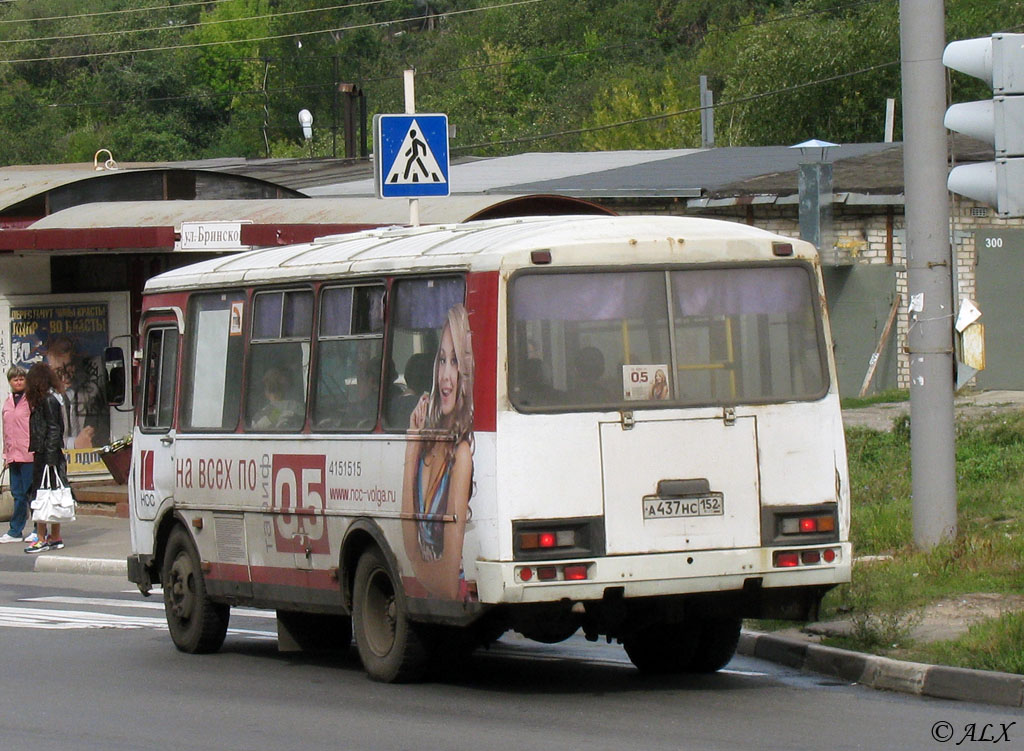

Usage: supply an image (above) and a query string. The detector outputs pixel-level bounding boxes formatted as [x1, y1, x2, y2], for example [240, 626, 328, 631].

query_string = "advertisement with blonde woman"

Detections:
[401, 304, 475, 601]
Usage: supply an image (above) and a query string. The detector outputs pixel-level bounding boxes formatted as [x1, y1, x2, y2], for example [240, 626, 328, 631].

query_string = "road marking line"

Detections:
[25, 596, 276, 619]
[0, 605, 276, 638]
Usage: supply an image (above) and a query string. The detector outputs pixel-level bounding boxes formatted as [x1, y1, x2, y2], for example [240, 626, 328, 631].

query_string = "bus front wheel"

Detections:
[162, 526, 229, 654]
[352, 547, 427, 682]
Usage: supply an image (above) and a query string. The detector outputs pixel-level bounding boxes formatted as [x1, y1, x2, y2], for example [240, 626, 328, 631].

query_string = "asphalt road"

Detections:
[1, 570, 1020, 751]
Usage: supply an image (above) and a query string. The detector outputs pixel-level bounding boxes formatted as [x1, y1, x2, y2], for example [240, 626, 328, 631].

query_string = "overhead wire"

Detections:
[451, 60, 901, 152]
[0, 0, 550, 64]
[0, 0, 902, 153]
[0, 0, 891, 61]
[0, 0, 400, 46]
[0, 0, 234, 25]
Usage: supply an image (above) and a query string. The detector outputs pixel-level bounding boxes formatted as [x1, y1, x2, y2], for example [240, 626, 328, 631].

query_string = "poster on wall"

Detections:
[9, 302, 110, 473]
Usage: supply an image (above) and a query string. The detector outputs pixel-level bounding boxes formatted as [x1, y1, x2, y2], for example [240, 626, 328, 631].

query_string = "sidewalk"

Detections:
[842, 389, 1024, 430]
[0, 513, 129, 576]
[0, 515, 1020, 706]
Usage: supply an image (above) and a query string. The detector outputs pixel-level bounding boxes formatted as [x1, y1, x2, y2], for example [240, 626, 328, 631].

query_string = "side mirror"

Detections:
[104, 346, 126, 406]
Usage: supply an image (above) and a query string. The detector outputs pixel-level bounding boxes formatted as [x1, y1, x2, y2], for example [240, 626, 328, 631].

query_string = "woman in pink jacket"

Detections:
[1, 366, 34, 543]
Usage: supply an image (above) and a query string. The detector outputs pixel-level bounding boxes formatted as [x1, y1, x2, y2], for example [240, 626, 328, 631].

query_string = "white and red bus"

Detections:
[123, 214, 851, 681]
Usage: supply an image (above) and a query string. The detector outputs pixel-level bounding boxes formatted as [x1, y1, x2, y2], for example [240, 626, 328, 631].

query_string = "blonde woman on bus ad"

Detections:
[401, 303, 475, 601]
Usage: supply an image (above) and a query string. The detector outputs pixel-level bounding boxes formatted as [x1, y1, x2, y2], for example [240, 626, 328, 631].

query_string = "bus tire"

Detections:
[352, 547, 427, 682]
[162, 525, 229, 654]
[623, 623, 698, 674]
[688, 616, 742, 673]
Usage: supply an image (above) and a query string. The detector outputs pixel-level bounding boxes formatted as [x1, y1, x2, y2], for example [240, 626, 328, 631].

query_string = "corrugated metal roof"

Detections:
[0, 163, 126, 209]
[28, 196, 523, 229]
[304, 149, 703, 197]
[0, 163, 304, 215]
[499, 144, 895, 197]
[147, 214, 815, 293]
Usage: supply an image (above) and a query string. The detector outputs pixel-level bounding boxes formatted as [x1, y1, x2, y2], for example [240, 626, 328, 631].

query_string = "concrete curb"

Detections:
[32, 555, 128, 577]
[738, 630, 1024, 708]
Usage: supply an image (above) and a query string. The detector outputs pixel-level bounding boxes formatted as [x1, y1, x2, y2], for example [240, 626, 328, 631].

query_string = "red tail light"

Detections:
[563, 564, 588, 580]
[537, 566, 557, 581]
[801, 550, 821, 564]
[774, 552, 800, 567]
[775, 548, 840, 568]
[781, 514, 837, 535]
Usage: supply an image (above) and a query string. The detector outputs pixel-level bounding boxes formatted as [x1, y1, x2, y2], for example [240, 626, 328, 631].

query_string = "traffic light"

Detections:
[943, 33, 1024, 217]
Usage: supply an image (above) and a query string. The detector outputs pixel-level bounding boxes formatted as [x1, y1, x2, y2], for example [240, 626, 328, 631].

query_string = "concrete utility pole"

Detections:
[899, 0, 958, 547]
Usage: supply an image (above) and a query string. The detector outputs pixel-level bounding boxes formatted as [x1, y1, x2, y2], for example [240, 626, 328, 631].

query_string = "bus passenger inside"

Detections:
[515, 357, 559, 407]
[345, 355, 381, 430]
[387, 352, 434, 427]
[251, 366, 304, 430]
[573, 346, 612, 405]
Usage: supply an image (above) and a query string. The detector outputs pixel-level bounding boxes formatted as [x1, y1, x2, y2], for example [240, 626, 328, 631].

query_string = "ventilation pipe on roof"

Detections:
[93, 149, 118, 171]
[791, 140, 840, 266]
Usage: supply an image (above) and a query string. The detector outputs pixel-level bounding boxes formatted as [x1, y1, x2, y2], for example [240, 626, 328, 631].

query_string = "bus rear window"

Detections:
[509, 265, 826, 411]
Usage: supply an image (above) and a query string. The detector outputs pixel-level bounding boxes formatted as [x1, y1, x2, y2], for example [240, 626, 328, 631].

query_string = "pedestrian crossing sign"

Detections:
[374, 113, 450, 198]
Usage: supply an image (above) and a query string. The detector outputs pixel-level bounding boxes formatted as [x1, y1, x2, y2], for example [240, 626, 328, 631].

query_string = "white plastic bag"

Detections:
[30, 466, 76, 523]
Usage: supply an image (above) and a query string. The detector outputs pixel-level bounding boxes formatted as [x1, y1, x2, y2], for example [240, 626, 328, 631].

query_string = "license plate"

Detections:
[642, 493, 724, 520]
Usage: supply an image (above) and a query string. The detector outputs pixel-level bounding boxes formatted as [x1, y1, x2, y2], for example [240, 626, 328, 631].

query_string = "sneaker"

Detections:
[24, 531, 38, 544]
[0, 533, 24, 543]
[24, 539, 50, 554]
[47, 539, 64, 551]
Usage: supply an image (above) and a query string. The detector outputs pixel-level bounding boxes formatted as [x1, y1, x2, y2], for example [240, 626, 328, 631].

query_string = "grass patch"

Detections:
[908, 612, 1024, 675]
[817, 411, 1024, 671]
[840, 388, 909, 410]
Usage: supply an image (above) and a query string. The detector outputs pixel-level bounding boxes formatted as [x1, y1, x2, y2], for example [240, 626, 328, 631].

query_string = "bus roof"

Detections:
[145, 214, 817, 293]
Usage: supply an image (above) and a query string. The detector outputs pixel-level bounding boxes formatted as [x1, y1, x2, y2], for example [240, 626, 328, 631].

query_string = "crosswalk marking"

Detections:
[26, 595, 276, 619]
[0, 598, 276, 638]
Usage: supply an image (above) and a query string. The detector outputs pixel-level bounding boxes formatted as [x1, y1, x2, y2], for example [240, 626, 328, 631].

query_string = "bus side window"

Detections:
[383, 276, 465, 431]
[181, 292, 246, 431]
[141, 327, 178, 430]
[245, 289, 313, 432]
[313, 284, 384, 432]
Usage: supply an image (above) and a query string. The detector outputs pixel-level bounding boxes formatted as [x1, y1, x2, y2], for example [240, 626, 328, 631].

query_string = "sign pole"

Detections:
[404, 69, 420, 227]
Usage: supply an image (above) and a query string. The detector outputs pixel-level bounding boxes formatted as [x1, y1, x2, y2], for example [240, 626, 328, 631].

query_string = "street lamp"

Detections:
[298, 109, 313, 141]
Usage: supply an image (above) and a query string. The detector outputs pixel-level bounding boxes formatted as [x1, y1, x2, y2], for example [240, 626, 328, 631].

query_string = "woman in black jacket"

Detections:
[24, 362, 68, 553]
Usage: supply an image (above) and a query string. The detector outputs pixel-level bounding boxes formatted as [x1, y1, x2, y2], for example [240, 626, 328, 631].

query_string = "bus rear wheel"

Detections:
[352, 548, 427, 682]
[623, 623, 698, 674]
[688, 616, 742, 673]
[162, 526, 229, 654]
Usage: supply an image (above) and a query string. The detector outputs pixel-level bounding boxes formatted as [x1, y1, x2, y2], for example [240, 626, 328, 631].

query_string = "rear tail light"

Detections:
[513, 518, 602, 561]
[517, 563, 593, 583]
[521, 530, 578, 550]
[781, 514, 836, 535]
[775, 552, 800, 567]
[563, 564, 588, 580]
[774, 547, 841, 568]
